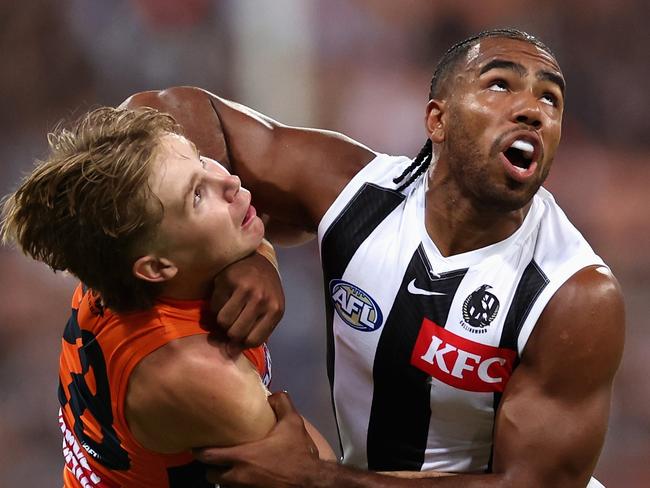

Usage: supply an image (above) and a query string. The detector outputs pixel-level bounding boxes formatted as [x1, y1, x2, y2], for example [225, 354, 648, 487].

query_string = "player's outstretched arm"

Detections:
[121, 86, 375, 239]
[125, 333, 334, 459]
[197, 392, 454, 487]
[195, 265, 624, 487]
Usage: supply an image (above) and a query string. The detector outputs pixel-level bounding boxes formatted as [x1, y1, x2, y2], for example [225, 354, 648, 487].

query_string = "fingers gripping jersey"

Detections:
[58, 285, 272, 488]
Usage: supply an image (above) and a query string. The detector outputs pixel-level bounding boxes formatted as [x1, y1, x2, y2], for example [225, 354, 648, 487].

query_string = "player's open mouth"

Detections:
[500, 135, 540, 182]
[242, 204, 257, 227]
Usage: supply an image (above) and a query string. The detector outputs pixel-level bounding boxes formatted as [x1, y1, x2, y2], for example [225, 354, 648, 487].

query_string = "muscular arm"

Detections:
[121, 86, 375, 241]
[488, 265, 624, 487]
[125, 333, 334, 459]
[198, 265, 625, 487]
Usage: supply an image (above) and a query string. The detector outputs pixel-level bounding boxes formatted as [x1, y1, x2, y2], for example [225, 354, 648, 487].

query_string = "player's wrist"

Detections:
[255, 238, 280, 274]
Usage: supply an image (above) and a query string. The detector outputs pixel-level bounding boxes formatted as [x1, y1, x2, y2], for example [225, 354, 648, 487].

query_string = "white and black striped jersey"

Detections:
[317, 153, 605, 473]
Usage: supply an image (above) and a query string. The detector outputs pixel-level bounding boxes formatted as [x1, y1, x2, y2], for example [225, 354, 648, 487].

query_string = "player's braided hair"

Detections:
[392, 139, 432, 192]
[393, 28, 555, 192]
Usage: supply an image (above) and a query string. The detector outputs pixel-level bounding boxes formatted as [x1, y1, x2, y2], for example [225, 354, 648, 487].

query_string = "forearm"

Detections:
[308, 463, 506, 488]
[379, 470, 455, 479]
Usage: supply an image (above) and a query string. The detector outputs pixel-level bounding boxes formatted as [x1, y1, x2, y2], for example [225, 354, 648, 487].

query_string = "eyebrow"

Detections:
[479, 59, 526, 77]
[479, 59, 565, 96]
[537, 70, 565, 96]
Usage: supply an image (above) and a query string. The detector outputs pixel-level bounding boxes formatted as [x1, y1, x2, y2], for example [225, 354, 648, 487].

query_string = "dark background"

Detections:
[1, 1, 648, 486]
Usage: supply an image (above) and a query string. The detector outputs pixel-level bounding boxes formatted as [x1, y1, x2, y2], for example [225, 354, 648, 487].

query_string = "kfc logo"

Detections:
[411, 318, 516, 392]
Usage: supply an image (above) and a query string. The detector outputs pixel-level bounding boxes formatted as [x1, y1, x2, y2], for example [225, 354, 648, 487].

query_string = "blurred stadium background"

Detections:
[1, 1, 648, 486]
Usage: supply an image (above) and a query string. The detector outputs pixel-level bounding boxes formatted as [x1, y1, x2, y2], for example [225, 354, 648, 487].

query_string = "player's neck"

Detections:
[424, 173, 531, 257]
[159, 273, 212, 302]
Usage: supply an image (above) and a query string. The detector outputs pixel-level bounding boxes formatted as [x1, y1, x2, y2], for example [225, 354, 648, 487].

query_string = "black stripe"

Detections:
[367, 245, 467, 470]
[321, 183, 405, 456]
[488, 260, 549, 471]
[58, 378, 68, 407]
[63, 308, 80, 344]
[321, 183, 404, 279]
[499, 260, 549, 352]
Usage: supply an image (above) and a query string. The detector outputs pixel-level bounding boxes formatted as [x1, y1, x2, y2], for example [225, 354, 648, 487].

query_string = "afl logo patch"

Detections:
[461, 285, 500, 333]
[330, 279, 383, 332]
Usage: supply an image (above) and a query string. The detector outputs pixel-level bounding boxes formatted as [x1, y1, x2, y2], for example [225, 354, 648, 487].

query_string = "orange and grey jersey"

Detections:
[317, 153, 604, 474]
[58, 285, 271, 488]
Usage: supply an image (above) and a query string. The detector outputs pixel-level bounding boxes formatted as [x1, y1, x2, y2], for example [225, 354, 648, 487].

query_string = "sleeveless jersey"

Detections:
[58, 284, 272, 488]
[318, 153, 605, 473]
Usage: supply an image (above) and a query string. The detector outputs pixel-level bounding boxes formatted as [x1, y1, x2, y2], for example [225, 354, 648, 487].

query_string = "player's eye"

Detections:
[193, 186, 202, 207]
[200, 156, 207, 169]
[488, 80, 508, 92]
[540, 93, 557, 107]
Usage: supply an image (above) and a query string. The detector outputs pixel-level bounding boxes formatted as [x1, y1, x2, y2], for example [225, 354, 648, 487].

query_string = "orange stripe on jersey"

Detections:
[59, 284, 272, 487]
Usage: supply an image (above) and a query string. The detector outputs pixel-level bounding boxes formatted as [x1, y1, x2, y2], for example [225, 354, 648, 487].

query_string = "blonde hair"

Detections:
[1, 106, 181, 312]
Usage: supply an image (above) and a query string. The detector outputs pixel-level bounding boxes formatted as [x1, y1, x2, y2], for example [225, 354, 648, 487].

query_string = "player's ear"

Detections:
[132, 256, 178, 283]
[425, 99, 446, 144]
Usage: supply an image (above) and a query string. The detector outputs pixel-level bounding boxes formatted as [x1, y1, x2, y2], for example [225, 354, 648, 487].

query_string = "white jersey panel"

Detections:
[332, 188, 423, 467]
[517, 188, 606, 354]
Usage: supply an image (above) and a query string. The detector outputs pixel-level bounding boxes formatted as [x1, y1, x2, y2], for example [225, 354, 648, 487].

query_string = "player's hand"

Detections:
[194, 392, 320, 488]
[210, 252, 284, 355]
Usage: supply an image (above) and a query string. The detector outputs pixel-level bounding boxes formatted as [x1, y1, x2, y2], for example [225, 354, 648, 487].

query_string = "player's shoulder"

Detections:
[133, 333, 233, 389]
[548, 265, 623, 317]
[530, 266, 624, 378]
[126, 333, 274, 452]
[131, 331, 268, 401]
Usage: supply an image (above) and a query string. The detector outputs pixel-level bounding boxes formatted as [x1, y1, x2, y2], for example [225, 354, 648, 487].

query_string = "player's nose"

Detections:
[220, 174, 241, 203]
[511, 93, 543, 130]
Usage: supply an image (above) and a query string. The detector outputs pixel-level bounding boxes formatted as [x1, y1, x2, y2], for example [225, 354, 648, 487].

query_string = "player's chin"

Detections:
[480, 178, 536, 212]
[252, 215, 265, 236]
[243, 216, 265, 244]
[498, 185, 539, 211]
[493, 174, 542, 203]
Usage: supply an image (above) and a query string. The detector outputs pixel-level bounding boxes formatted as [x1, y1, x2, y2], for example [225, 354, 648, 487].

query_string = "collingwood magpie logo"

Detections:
[461, 285, 500, 334]
[330, 279, 383, 332]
